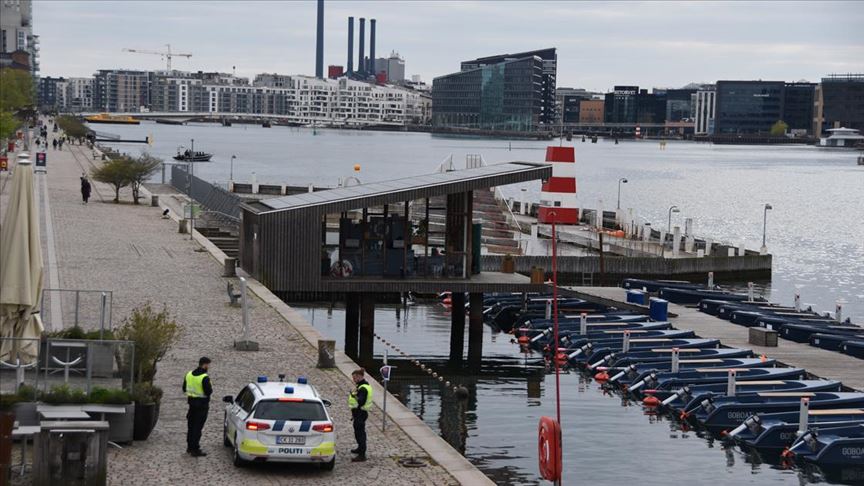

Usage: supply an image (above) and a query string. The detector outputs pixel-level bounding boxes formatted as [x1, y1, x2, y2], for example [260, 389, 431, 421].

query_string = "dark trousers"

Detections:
[352, 409, 368, 456]
[186, 401, 209, 452]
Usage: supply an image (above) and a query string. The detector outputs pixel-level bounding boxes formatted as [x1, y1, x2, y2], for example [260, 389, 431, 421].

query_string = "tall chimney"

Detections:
[369, 19, 376, 75]
[358, 18, 366, 76]
[347, 17, 354, 74]
[315, 0, 324, 78]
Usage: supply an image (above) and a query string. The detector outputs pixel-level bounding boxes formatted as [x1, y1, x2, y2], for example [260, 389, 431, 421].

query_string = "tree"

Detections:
[114, 303, 180, 385]
[770, 120, 788, 136]
[56, 115, 89, 140]
[127, 153, 162, 204]
[91, 158, 130, 203]
[0, 68, 33, 140]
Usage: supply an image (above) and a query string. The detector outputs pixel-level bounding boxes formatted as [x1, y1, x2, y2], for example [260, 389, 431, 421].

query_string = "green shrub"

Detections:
[42, 384, 88, 405]
[130, 382, 163, 405]
[114, 303, 180, 385]
[89, 387, 132, 404]
[16, 384, 38, 402]
[45, 326, 114, 340]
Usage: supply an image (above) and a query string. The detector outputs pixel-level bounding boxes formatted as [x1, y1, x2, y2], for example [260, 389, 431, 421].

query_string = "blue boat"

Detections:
[524, 322, 671, 347]
[810, 333, 864, 352]
[728, 407, 863, 450]
[622, 279, 705, 293]
[788, 423, 864, 466]
[568, 338, 722, 365]
[627, 367, 807, 396]
[659, 288, 756, 305]
[684, 392, 864, 432]
[517, 313, 650, 331]
[557, 330, 698, 352]
[659, 380, 843, 412]
[588, 347, 752, 370]
[780, 324, 864, 344]
[609, 358, 776, 386]
[841, 340, 864, 359]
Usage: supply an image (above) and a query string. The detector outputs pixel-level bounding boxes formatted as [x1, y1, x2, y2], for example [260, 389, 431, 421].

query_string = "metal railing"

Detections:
[171, 164, 241, 224]
[468, 154, 524, 235]
[40, 289, 113, 335]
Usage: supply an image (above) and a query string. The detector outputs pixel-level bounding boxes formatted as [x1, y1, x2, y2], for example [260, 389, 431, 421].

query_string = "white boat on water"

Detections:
[819, 127, 864, 148]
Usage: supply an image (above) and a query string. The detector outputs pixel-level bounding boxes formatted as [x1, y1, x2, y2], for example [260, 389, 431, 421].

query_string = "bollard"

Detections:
[545, 300, 552, 320]
[150, 194, 159, 207]
[794, 292, 801, 312]
[748, 282, 754, 302]
[580, 313, 587, 336]
[622, 330, 631, 353]
[671, 348, 680, 373]
[685, 236, 695, 253]
[835, 302, 843, 322]
[708, 271, 714, 288]
[317, 339, 336, 368]
[797, 397, 810, 435]
[223, 257, 237, 277]
[727, 369, 737, 396]
[178, 219, 188, 234]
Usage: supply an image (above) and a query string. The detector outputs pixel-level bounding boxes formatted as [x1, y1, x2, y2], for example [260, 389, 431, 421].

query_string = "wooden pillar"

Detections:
[467, 292, 484, 366]
[345, 293, 360, 359]
[359, 293, 376, 367]
[449, 292, 466, 365]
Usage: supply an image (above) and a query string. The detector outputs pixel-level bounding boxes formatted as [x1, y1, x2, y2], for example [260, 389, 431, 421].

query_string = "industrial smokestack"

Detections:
[358, 18, 365, 76]
[369, 19, 376, 75]
[347, 17, 354, 74]
[315, 0, 324, 78]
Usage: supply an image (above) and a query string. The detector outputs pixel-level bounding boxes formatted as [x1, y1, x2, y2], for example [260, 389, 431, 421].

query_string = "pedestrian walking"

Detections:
[80, 175, 91, 204]
[183, 357, 212, 457]
[52, 139, 57, 150]
[348, 369, 372, 462]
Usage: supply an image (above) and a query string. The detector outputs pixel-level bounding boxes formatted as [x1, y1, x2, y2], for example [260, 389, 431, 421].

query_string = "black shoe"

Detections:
[350, 447, 360, 454]
[351, 455, 367, 462]
[191, 450, 208, 457]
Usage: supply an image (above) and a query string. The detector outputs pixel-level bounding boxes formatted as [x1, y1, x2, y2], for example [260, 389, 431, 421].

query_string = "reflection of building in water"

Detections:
[390, 378, 474, 455]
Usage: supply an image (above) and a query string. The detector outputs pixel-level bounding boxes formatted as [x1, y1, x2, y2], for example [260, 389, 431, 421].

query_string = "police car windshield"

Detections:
[254, 400, 327, 421]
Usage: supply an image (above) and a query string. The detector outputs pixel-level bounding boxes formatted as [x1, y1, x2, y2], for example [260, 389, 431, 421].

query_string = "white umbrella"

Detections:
[0, 155, 44, 364]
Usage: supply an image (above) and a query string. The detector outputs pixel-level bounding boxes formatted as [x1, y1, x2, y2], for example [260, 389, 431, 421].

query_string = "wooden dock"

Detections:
[566, 287, 863, 391]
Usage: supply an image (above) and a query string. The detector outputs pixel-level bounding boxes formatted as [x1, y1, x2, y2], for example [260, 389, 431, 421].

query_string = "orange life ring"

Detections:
[538, 416, 562, 481]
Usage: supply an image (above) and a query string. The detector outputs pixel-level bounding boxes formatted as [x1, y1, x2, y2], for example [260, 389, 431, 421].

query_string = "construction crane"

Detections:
[122, 44, 192, 71]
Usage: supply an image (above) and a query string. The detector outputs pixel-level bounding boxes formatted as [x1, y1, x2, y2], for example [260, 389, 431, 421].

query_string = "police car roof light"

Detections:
[284, 386, 294, 394]
[257, 376, 268, 383]
[297, 376, 308, 384]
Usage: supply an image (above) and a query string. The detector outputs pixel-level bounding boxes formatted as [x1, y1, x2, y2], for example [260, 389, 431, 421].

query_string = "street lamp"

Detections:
[667, 205, 680, 232]
[230, 155, 237, 181]
[761, 203, 773, 253]
[617, 178, 628, 209]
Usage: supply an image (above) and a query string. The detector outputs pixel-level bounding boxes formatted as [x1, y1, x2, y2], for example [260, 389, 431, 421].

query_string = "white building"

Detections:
[64, 77, 94, 110]
[695, 87, 716, 135]
[0, 0, 38, 74]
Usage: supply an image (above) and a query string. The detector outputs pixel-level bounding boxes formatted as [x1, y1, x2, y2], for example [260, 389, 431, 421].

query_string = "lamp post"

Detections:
[667, 205, 680, 232]
[188, 139, 195, 240]
[617, 178, 628, 209]
[761, 203, 773, 254]
[230, 155, 237, 181]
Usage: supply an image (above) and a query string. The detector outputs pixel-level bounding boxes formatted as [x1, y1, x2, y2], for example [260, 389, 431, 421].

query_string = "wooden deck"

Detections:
[321, 271, 544, 293]
[567, 287, 863, 391]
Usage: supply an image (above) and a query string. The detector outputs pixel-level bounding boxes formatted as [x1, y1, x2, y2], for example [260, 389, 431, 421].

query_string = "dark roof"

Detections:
[465, 48, 557, 65]
[243, 162, 551, 215]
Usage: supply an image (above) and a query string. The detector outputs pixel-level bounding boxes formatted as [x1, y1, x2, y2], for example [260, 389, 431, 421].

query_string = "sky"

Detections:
[34, 0, 864, 92]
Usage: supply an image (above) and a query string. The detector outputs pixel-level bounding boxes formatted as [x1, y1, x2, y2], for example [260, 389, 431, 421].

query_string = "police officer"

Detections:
[348, 369, 373, 462]
[183, 357, 212, 457]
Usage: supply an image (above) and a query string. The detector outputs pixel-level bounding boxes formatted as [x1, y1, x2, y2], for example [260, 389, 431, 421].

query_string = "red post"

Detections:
[551, 217, 562, 483]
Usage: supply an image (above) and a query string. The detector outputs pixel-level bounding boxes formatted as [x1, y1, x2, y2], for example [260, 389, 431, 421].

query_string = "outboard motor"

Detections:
[630, 372, 657, 393]
[698, 397, 716, 415]
[609, 364, 636, 383]
[589, 352, 616, 370]
[568, 343, 592, 360]
[661, 385, 692, 407]
[728, 414, 762, 439]
[530, 329, 550, 344]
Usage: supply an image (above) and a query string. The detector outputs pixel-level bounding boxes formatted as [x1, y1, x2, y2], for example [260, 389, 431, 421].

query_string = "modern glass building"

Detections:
[820, 74, 864, 133]
[432, 48, 556, 131]
[782, 82, 816, 134]
[714, 80, 784, 134]
[603, 86, 639, 123]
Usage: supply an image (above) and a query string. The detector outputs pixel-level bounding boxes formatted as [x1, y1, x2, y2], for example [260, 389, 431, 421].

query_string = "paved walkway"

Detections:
[569, 287, 863, 391]
[29, 128, 463, 484]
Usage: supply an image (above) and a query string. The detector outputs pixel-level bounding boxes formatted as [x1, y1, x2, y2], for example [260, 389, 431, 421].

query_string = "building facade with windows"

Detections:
[782, 82, 816, 135]
[93, 69, 151, 112]
[37, 76, 64, 110]
[694, 86, 716, 135]
[714, 80, 784, 134]
[0, 0, 38, 75]
[819, 74, 864, 133]
[579, 99, 605, 124]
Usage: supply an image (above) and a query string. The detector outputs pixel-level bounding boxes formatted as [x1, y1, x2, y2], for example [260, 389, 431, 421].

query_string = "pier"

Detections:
[566, 286, 863, 391]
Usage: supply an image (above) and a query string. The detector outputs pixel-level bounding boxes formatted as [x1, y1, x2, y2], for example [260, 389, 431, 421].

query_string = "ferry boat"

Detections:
[84, 113, 141, 125]
[819, 127, 864, 148]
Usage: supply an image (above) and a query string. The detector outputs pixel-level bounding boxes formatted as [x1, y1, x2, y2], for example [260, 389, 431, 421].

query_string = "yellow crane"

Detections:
[122, 44, 192, 71]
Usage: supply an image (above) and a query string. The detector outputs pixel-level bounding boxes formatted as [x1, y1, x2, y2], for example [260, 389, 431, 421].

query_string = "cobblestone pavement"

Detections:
[34, 138, 456, 485]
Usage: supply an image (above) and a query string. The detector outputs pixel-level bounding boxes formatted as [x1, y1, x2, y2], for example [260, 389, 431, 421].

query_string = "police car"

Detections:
[222, 375, 336, 470]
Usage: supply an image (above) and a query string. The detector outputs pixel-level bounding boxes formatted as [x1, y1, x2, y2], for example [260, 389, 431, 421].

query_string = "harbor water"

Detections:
[99, 122, 864, 484]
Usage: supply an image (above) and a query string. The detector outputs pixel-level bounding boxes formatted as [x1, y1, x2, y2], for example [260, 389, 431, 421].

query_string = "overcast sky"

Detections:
[34, 0, 864, 92]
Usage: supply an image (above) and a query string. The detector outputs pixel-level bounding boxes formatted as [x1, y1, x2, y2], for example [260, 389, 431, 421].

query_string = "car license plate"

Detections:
[277, 436, 305, 445]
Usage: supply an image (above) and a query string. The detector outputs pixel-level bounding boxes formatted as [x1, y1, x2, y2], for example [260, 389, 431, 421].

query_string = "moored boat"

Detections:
[85, 113, 140, 125]
[787, 422, 864, 466]
[173, 149, 213, 162]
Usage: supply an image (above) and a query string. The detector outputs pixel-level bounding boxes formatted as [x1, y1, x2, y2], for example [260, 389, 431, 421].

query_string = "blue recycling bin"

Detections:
[626, 290, 646, 305]
[649, 297, 669, 321]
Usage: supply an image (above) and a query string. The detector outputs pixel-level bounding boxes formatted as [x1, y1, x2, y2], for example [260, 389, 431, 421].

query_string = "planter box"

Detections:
[502, 258, 515, 274]
[105, 403, 135, 443]
[749, 327, 778, 347]
[12, 402, 38, 426]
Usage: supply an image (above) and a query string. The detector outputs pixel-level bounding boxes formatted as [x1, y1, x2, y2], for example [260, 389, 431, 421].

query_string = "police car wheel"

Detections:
[321, 457, 335, 471]
[232, 435, 246, 467]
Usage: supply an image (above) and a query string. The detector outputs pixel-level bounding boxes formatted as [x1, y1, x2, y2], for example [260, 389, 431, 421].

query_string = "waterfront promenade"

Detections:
[568, 287, 864, 391]
[10, 130, 490, 484]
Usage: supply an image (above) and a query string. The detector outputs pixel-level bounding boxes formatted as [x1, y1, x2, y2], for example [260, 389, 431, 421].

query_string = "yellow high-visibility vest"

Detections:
[348, 383, 373, 411]
[185, 371, 208, 398]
